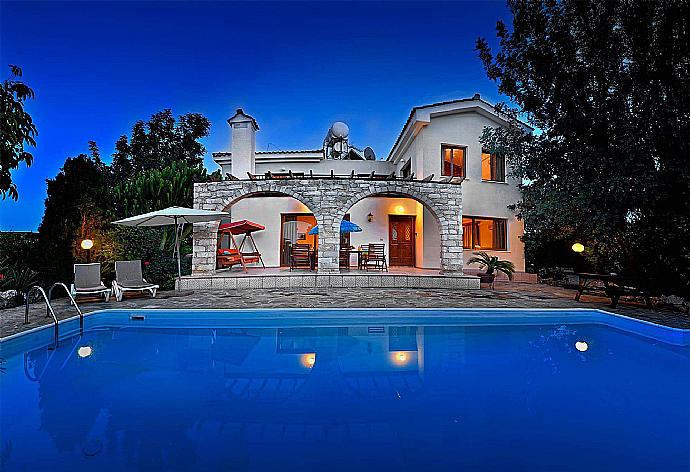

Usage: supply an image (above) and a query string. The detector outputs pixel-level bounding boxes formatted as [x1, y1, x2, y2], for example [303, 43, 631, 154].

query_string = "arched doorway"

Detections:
[336, 191, 444, 271]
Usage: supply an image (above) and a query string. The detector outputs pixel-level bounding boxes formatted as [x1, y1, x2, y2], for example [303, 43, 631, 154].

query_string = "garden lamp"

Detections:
[571, 242, 585, 253]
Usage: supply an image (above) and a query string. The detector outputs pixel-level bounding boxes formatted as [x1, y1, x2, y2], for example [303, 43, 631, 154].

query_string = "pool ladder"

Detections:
[24, 283, 83, 349]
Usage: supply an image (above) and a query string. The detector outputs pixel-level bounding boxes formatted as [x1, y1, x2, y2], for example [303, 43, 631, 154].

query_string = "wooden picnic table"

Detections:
[575, 272, 653, 308]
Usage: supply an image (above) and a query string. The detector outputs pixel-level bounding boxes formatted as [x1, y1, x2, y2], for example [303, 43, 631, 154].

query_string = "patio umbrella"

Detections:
[113, 206, 229, 278]
[308, 220, 362, 235]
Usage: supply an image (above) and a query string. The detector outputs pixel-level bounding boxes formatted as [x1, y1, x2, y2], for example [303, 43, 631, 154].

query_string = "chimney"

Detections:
[228, 108, 258, 178]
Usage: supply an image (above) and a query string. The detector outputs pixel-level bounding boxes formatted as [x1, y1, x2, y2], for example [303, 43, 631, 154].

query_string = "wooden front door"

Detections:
[389, 215, 415, 266]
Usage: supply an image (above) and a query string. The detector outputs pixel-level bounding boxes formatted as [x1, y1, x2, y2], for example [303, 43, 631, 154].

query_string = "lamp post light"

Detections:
[571, 242, 585, 253]
[81, 238, 94, 263]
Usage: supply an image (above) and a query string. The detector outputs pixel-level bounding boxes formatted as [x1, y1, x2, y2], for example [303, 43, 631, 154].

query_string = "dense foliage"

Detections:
[477, 0, 690, 297]
[0, 233, 40, 304]
[110, 109, 210, 181]
[38, 150, 113, 282]
[113, 160, 220, 252]
[32, 110, 215, 292]
[0, 65, 37, 200]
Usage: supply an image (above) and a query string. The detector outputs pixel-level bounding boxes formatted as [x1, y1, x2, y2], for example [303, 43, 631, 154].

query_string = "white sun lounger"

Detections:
[71, 263, 111, 301]
[112, 260, 159, 302]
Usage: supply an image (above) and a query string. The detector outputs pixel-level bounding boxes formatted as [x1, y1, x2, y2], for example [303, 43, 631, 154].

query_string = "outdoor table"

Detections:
[574, 273, 614, 301]
[348, 249, 368, 270]
[574, 273, 653, 308]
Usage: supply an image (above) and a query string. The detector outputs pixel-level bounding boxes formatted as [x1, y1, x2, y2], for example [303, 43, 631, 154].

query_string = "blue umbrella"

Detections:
[308, 220, 362, 235]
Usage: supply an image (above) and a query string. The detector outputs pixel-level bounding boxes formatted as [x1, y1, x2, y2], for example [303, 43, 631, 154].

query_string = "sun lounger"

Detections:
[71, 263, 111, 301]
[113, 260, 159, 302]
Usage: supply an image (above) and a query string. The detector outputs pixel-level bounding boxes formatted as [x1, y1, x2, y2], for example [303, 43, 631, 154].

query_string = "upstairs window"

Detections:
[462, 217, 507, 250]
[441, 145, 466, 178]
[481, 149, 506, 182]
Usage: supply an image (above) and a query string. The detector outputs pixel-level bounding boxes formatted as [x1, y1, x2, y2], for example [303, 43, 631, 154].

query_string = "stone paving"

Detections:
[2, 282, 688, 338]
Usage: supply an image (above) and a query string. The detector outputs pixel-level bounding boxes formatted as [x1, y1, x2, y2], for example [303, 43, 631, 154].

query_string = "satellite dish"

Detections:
[330, 121, 349, 139]
[364, 147, 376, 160]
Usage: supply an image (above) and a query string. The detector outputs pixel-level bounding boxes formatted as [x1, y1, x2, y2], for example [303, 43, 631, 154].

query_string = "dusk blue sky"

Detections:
[0, 1, 511, 231]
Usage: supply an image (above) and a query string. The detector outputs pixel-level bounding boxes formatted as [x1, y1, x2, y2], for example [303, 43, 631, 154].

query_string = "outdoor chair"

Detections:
[365, 243, 388, 272]
[112, 260, 159, 302]
[71, 263, 111, 301]
[358, 244, 369, 270]
[290, 244, 312, 271]
[339, 248, 351, 270]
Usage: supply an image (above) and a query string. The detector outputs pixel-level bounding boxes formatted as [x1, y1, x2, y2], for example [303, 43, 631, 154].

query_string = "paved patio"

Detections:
[2, 282, 688, 338]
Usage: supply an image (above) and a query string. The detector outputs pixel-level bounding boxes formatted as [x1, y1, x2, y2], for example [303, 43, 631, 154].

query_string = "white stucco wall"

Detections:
[408, 112, 525, 271]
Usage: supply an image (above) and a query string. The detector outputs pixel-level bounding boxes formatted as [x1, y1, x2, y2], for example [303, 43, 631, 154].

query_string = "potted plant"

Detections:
[467, 251, 516, 286]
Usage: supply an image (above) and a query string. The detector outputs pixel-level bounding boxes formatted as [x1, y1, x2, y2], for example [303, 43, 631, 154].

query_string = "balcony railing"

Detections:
[226, 170, 464, 185]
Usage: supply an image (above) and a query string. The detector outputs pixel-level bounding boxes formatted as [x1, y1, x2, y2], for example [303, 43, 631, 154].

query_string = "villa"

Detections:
[186, 94, 534, 289]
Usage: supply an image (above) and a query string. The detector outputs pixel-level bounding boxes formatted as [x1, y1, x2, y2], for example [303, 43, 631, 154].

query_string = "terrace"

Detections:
[3, 282, 688, 340]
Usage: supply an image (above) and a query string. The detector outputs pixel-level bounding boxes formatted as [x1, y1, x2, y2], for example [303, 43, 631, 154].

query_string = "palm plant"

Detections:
[467, 251, 516, 280]
[0, 256, 38, 305]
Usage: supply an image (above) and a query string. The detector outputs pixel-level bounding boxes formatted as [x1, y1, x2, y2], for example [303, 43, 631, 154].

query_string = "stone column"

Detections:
[438, 199, 463, 275]
[192, 221, 219, 274]
[316, 212, 341, 274]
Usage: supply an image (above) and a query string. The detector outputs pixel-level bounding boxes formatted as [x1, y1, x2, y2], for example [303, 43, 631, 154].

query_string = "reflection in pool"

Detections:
[2, 317, 690, 471]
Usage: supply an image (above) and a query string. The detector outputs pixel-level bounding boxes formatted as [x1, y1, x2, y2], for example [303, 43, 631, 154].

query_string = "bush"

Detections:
[0, 255, 39, 306]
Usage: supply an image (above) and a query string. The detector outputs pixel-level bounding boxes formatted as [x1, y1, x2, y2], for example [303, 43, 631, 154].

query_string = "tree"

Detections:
[38, 153, 113, 282]
[476, 0, 690, 296]
[110, 109, 211, 181]
[0, 65, 37, 200]
[111, 135, 133, 181]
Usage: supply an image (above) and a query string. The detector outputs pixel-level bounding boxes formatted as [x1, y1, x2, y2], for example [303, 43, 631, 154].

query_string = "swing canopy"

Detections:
[218, 220, 266, 235]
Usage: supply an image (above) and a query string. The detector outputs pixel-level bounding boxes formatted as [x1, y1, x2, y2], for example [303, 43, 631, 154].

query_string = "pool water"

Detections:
[2, 309, 689, 471]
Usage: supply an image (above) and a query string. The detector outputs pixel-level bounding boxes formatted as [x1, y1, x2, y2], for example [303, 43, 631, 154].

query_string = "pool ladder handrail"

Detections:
[47, 282, 84, 332]
[23, 283, 84, 349]
[24, 285, 59, 348]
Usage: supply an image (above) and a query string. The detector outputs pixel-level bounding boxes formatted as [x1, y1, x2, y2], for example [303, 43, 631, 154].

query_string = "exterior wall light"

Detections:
[571, 242, 585, 253]
[367, 213, 374, 222]
[391, 351, 412, 366]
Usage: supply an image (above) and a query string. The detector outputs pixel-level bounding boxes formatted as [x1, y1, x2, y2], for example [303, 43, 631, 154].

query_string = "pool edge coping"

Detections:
[2, 306, 689, 346]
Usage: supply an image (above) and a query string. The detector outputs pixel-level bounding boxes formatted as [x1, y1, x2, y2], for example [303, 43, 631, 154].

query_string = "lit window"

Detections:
[462, 217, 507, 250]
[481, 149, 505, 182]
[441, 145, 466, 178]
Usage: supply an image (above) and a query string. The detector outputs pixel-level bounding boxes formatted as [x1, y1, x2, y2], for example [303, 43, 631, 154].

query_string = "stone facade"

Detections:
[192, 178, 464, 275]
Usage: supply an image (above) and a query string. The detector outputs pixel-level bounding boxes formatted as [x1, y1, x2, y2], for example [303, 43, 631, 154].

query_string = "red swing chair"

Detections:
[217, 220, 266, 272]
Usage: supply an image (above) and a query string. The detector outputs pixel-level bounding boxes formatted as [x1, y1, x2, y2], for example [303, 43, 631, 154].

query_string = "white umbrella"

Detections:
[113, 206, 229, 278]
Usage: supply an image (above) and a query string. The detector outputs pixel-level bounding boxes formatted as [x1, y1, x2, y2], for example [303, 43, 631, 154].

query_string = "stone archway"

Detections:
[330, 181, 463, 274]
[192, 178, 463, 275]
[191, 180, 323, 274]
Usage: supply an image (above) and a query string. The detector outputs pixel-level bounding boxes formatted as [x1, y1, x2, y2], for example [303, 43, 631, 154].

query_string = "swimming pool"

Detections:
[2, 308, 689, 471]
